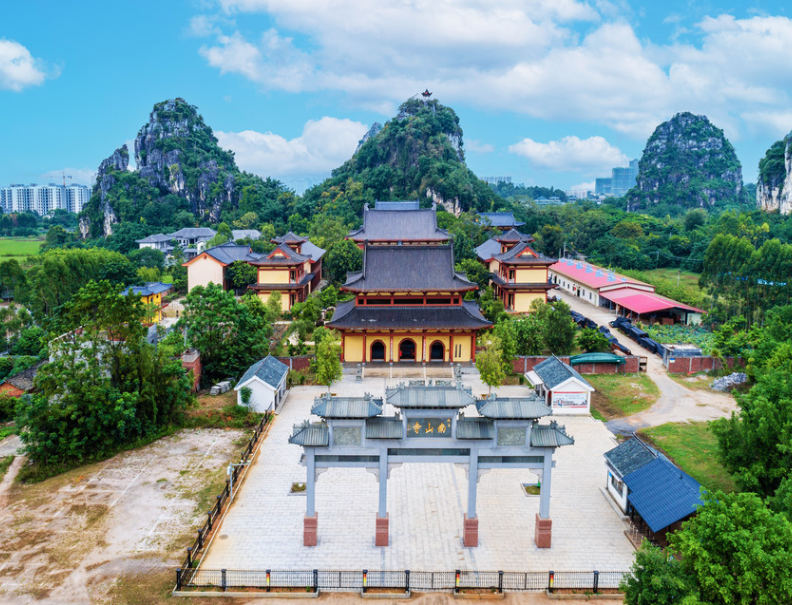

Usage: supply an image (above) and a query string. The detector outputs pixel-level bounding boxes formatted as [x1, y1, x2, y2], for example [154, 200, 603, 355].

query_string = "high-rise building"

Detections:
[0, 183, 91, 215]
[594, 159, 639, 197]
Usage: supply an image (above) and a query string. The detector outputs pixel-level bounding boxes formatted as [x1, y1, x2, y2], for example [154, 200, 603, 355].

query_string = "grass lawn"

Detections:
[639, 421, 736, 493]
[0, 455, 13, 479]
[587, 373, 660, 419]
[0, 237, 43, 262]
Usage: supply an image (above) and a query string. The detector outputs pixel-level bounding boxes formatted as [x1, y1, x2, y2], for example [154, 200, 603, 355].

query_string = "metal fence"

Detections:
[176, 568, 627, 594]
[181, 413, 272, 571]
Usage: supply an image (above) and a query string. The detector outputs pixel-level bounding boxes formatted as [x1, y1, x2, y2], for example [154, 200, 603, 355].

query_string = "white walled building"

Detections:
[0, 183, 92, 215]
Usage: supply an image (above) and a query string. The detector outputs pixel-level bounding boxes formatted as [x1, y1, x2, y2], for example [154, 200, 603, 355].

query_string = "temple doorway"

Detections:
[399, 339, 416, 361]
[429, 340, 444, 361]
[370, 340, 386, 361]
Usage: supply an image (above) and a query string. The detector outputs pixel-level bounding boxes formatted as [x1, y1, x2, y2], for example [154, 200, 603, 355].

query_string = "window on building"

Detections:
[610, 473, 624, 495]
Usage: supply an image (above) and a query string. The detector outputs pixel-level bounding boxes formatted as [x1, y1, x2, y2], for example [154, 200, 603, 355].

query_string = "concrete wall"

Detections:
[187, 256, 225, 291]
[275, 355, 313, 371]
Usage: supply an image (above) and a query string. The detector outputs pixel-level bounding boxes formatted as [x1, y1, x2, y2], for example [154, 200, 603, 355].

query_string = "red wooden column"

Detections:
[470, 333, 476, 361]
[362, 332, 367, 363]
[340, 332, 345, 362]
[389, 332, 394, 362]
[422, 332, 426, 362]
[449, 333, 455, 363]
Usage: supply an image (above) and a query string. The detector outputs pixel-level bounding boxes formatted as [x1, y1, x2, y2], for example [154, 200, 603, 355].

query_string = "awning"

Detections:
[601, 287, 703, 314]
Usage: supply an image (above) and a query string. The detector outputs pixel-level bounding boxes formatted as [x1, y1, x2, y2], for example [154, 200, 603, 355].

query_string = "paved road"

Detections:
[0, 434, 22, 457]
[554, 290, 737, 434]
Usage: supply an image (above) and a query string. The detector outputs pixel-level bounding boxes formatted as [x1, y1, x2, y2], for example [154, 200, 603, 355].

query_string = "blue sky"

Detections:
[2, 0, 792, 195]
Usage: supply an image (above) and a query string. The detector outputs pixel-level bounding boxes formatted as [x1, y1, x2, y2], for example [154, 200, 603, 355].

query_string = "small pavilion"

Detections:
[289, 382, 574, 549]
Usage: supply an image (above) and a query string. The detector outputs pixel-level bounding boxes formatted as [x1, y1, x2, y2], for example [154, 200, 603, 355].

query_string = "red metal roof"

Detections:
[601, 287, 704, 314]
[549, 260, 651, 290]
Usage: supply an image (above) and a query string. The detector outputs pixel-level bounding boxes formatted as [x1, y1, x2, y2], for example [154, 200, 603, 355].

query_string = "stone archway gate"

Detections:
[289, 382, 574, 548]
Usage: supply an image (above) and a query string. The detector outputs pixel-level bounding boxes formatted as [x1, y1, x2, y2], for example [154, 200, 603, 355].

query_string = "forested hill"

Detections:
[80, 98, 287, 238]
[626, 112, 745, 214]
[302, 97, 503, 220]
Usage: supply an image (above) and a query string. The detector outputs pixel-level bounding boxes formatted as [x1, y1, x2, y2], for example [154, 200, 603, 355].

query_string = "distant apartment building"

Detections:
[482, 176, 512, 185]
[594, 159, 639, 197]
[0, 183, 91, 215]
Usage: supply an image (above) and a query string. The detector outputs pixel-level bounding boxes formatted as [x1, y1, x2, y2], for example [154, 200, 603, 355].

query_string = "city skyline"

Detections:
[2, 1, 792, 195]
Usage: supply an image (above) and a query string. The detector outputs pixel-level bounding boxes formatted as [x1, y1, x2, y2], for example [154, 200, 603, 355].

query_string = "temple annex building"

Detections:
[328, 203, 491, 363]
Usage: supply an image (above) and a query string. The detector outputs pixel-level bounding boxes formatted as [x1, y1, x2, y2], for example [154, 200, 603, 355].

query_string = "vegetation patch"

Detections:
[639, 421, 736, 493]
[587, 374, 659, 418]
[0, 455, 14, 478]
[0, 237, 43, 262]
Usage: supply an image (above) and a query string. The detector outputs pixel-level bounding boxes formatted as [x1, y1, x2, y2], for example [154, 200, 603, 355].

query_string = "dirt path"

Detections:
[0, 429, 245, 605]
[555, 291, 738, 433]
[0, 456, 25, 506]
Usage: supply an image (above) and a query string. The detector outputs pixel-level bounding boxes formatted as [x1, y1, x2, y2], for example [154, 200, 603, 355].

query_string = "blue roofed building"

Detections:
[526, 355, 594, 415]
[234, 355, 289, 413]
[605, 437, 703, 546]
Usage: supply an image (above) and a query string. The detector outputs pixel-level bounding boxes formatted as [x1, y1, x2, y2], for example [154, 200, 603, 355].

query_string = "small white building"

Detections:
[525, 355, 594, 416]
[235, 355, 289, 413]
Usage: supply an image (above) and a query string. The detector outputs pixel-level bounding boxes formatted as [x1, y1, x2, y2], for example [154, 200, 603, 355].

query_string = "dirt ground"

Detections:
[0, 428, 247, 605]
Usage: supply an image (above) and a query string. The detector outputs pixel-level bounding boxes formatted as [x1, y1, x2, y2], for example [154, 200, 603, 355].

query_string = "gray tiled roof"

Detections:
[478, 212, 525, 228]
[493, 241, 555, 265]
[204, 242, 261, 265]
[121, 281, 173, 297]
[533, 355, 591, 390]
[343, 245, 476, 292]
[456, 418, 494, 439]
[237, 355, 289, 389]
[289, 423, 330, 447]
[494, 228, 532, 242]
[348, 207, 449, 242]
[624, 457, 703, 533]
[385, 383, 476, 408]
[300, 240, 326, 262]
[475, 396, 552, 419]
[136, 234, 173, 243]
[168, 227, 217, 239]
[311, 393, 383, 418]
[251, 243, 311, 265]
[604, 437, 658, 477]
[232, 229, 261, 240]
[327, 299, 491, 330]
[272, 231, 307, 244]
[366, 418, 404, 439]
[4, 361, 44, 392]
[475, 239, 501, 262]
[531, 422, 575, 447]
[374, 200, 420, 210]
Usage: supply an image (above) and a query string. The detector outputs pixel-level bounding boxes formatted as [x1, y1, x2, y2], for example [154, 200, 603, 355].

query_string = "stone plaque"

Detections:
[406, 417, 452, 438]
[497, 427, 526, 446]
[334, 427, 361, 446]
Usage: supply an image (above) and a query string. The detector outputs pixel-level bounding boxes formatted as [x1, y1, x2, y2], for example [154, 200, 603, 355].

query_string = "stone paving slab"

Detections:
[200, 374, 635, 572]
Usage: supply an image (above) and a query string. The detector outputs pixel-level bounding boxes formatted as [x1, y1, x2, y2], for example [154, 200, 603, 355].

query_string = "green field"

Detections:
[587, 373, 660, 419]
[0, 238, 43, 262]
[639, 421, 736, 493]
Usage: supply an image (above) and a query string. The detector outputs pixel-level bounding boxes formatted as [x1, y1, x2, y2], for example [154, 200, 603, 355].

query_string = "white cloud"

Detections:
[0, 39, 54, 92]
[194, 3, 792, 142]
[39, 168, 96, 187]
[466, 139, 495, 154]
[509, 135, 627, 173]
[568, 181, 596, 194]
[215, 116, 369, 178]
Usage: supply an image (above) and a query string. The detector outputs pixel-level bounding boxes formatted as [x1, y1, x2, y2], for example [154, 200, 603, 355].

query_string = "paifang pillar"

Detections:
[375, 450, 389, 547]
[464, 450, 479, 547]
[535, 453, 553, 548]
[304, 450, 318, 547]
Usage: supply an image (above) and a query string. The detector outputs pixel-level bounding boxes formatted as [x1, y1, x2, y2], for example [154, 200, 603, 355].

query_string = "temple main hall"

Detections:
[328, 203, 491, 363]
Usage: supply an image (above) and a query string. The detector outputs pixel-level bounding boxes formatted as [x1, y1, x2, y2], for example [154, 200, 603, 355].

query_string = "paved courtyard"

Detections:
[200, 373, 635, 572]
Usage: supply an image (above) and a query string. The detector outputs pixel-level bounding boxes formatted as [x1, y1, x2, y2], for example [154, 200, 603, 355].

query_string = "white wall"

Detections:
[606, 468, 629, 513]
[236, 376, 287, 413]
[187, 256, 225, 291]
[550, 389, 590, 416]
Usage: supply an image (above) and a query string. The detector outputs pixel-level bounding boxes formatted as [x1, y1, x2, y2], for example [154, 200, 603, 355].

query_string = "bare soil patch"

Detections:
[0, 428, 246, 605]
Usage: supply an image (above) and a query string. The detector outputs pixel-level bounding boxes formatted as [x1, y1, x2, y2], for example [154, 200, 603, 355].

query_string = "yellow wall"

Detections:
[514, 291, 546, 313]
[489, 260, 499, 272]
[257, 290, 292, 312]
[142, 293, 163, 323]
[188, 256, 225, 291]
[342, 331, 476, 362]
[516, 268, 548, 282]
[259, 268, 291, 284]
[345, 334, 365, 362]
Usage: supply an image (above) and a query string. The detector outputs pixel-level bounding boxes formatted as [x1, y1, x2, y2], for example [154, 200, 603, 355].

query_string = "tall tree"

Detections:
[314, 331, 342, 392]
[178, 283, 272, 384]
[476, 335, 506, 394]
